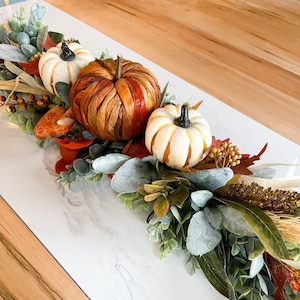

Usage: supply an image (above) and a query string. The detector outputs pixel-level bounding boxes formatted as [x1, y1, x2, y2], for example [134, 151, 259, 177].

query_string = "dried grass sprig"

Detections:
[266, 211, 300, 244]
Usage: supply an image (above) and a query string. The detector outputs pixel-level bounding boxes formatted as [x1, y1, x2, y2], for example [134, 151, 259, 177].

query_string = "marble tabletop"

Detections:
[0, 1, 300, 299]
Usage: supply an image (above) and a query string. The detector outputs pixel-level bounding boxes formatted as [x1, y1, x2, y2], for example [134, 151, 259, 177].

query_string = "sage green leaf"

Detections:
[28, 3, 46, 26]
[92, 153, 130, 174]
[257, 274, 275, 296]
[0, 45, 28, 62]
[219, 205, 256, 237]
[111, 158, 158, 193]
[191, 190, 213, 208]
[204, 207, 223, 230]
[249, 253, 264, 278]
[186, 211, 222, 256]
[9, 114, 18, 124]
[55, 82, 71, 106]
[183, 168, 234, 191]
[25, 119, 34, 134]
[8, 17, 20, 32]
[73, 158, 90, 176]
[21, 44, 38, 58]
[85, 173, 102, 183]
[36, 25, 48, 52]
[197, 250, 237, 299]
[17, 113, 27, 124]
[217, 197, 289, 259]
[170, 206, 181, 223]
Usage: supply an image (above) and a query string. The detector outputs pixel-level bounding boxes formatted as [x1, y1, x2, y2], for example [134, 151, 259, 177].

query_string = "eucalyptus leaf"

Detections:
[85, 173, 103, 183]
[257, 274, 275, 296]
[0, 44, 29, 62]
[183, 168, 234, 191]
[92, 153, 130, 174]
[190, 190, 213, 208]
[197, 250, 237, 299]
[251, 167, 276, 179]
[249, 253, 264, 278]
[219, 205, 256, 237]
[141, 155, 157, 166]
[170, 206, 181, 223]
[36, 25, 48, 52]
[21, 44, 38, 58]
[217, 197, 289, 259]
[28, 3, 46, 26]
[55, 82, 71, 105]
[204, 207, 223, 230]
[73, 158, 90, 176]
[186, 211, 222, 256]
[111, 158, 159, 193]
[25, 119, 34, 133]
[0, 26, 8, 44]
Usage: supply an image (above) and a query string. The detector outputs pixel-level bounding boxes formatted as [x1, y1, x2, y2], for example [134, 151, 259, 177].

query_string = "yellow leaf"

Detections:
[144, 192, 161, 202]
[153, 196, 170, 218]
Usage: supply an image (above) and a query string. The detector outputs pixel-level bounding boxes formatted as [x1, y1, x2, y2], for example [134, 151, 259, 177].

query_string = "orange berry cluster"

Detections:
[207, 140, 242, 168]
[4, 93, 52, 112]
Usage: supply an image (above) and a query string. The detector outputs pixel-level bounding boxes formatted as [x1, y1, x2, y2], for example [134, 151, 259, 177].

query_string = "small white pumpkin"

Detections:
[38, 41, 95, 96]
[145, 103, 212, 170]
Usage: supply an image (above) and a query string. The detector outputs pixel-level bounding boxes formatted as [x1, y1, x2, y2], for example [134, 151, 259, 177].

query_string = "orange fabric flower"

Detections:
[54, 137, 93, 173]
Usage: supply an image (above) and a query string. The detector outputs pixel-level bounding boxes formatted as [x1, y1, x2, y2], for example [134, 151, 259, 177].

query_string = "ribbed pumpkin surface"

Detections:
[70, 58, 161, 141]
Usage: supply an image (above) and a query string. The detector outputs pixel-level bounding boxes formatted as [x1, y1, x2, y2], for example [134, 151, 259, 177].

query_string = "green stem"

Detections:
[174, 104, 191, 128]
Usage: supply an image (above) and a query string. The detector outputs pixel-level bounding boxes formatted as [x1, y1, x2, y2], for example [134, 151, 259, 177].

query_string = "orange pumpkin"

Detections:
[69, 55, 161, 141]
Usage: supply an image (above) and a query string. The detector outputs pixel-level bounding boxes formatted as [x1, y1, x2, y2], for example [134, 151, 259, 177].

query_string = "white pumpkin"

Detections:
[145, 103, 212, 170]
[38, 41, 95, 96]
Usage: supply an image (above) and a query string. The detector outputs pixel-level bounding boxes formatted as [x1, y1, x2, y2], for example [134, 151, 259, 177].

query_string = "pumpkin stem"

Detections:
[60, 41, 75, 61]
[175, 104, 191, 128]
[116, 53, 123, 80]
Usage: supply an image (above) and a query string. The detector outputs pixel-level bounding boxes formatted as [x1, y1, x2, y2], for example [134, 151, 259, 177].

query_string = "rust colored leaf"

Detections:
[18, 60, 40, 77]
[122, 136, 151, 158]
[231, 143, 268, 175]
[42, 34, 57, 51]
[264, 252, 300, 300]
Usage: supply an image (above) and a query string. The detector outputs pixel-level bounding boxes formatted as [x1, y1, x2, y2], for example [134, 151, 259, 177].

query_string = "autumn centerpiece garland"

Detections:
[1, 4, 300, 300]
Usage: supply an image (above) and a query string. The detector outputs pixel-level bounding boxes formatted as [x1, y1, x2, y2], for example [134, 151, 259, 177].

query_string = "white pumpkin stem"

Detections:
[116, 53, 123, 80]
[175, 104, 191, 128]
[60, 41, 75, 61]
